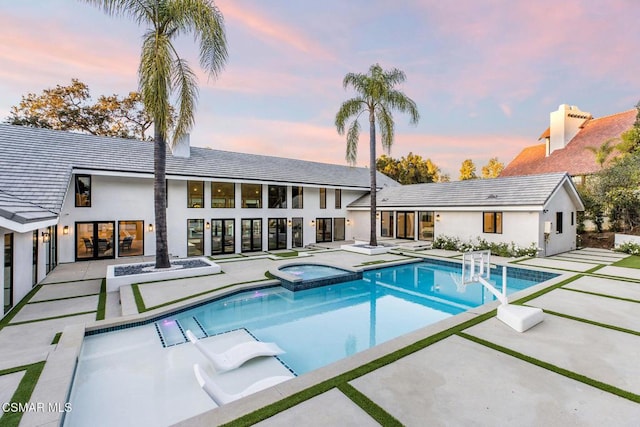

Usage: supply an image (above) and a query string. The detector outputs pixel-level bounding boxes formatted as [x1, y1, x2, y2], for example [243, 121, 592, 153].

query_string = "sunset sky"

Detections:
[1, 1, 639, 177]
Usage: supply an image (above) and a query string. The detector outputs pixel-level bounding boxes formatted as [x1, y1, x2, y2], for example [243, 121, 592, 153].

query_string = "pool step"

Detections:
[179, 316, 208, 339]
[155, 319, 186, 347]
[155, 316, 209, 347]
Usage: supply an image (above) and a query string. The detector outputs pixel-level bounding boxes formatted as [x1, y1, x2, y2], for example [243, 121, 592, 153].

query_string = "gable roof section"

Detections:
[0, 190, 58, 232]
[501, 109, 635, 177]
[0, 124, 398, 221]
[348, 172, 582, 210]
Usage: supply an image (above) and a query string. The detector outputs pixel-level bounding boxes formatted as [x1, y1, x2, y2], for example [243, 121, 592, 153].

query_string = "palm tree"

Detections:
[87, 0, 227, 268]
[335, 64, 419, 246]
[586, 138, 617, 169]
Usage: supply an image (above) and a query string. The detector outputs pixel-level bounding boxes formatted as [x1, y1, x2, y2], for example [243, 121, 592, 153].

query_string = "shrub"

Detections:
[615, 241, 640, 255]
[432, 235, 538, 257]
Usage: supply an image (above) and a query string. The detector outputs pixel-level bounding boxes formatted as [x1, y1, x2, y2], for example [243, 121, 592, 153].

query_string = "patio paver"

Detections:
[596, 265, 640, 281]
[349, 335, 640, 426]
[11, 295, 98, 323]
[563, 275, 640, 301]
[518, 257, 597, 272]
[31, 279, 102, 302]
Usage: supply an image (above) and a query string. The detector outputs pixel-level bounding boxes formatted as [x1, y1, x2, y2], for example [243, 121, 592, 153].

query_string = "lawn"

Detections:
[612, 255, 640, 269]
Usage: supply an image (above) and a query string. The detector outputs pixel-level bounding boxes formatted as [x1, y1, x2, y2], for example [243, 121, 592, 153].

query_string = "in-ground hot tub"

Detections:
[273, 263, 362, 291]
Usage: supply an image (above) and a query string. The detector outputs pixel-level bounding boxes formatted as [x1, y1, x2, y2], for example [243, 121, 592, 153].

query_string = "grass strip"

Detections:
[131, 284, 146, 313]
[561, 287, 640, 304]
[7, 311, 97, 326]
[222, 310, 498, 427]
[337, 383, 403, 426]
[458, 332, 640, 404]
[584, 264, 606, 274]
[268, 251, 300, 258]
[612, 255, 640, 269]
[96, 278, 107, 320]
[27, 293, 100, 304]
[0, 285, 42, 332]
[540, 309, 640, 337]
[51, 332, 62, 345]
[0, 361, 46, 427]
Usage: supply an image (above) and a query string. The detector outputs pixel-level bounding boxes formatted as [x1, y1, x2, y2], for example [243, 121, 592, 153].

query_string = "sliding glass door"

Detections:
[211, 219, 235, 255]
[396, 212, 415, 239]
[241, 219, 262, 252]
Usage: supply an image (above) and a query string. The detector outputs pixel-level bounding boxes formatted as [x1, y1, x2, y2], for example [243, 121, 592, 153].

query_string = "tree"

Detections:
[6, 79, 156, 139]
[596, 152, 640, 232]
[459, 159, 477, 180]
[618, 100, 640, 154]
[335, 63, 419, 246]
[376, 152, 442, 184]
[481, 157, 504, 178]
[89, 0, 227, 268]
[585, 138, 617, 169]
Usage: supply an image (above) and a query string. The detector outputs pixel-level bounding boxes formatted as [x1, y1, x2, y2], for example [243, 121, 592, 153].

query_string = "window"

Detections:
[187, 219, 204, 256]
[418, 211, 434, 241]
[381, 211, 394, 237]
[32, 230, 38, 287]
[211, 219, 235, 255]
[241, 219, 262, 252]
[4, 233, 13, 314]
[45, 225, 57, 274]
[187, 181, 204, 208]
[319, 188, 326, 209]
[335, 189, 342, 209]
[268, 185, 287, 208]
[75, 175, 91, 207]
[292, 186, 304, 209]
[118, 221, 144, 257]
[241, 184, 262, 208]
[75, 222, 115, 261]
[316, 218, 332, 242]
[556, 212, 563, 234]
[211, 182, 235, 208]
[292, 217, 303, 248]
[571, 212, 575, 226]
[268, 218, 287, 250]
[334, 218, 345, 241]
[396, 212, 415, 239]
[483, 212, 503, 234]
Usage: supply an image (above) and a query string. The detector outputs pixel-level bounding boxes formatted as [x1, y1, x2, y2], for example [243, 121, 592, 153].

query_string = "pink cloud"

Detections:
[216, 0, 335, 61]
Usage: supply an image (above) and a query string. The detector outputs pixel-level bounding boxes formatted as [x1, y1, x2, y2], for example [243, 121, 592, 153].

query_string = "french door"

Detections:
[211, 219, 235, 255]
[76, 222, 115, 261]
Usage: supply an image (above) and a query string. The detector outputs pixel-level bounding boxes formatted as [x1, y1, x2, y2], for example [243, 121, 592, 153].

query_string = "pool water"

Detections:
[156, 261, 553, 374]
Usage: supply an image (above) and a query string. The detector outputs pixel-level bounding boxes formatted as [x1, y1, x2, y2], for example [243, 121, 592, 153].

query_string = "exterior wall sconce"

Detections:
[42, 231, 50, 243]
[287, 219, 292, 227]
[310, 220, 316, 227]
[205, 222, 210, 229]
[346, 219, 351, 226]
[376, 212, 380, 219]
[148, 224, 154, 232]
[436, 214, 441, 221]
[63, 225, 69, 235]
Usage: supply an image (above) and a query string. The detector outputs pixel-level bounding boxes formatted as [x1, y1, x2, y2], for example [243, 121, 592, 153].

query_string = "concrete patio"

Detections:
[0, 247, 638, 426]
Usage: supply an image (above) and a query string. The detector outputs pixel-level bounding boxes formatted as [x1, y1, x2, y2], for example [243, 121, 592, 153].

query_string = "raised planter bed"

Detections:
[106, 257, 221, 292]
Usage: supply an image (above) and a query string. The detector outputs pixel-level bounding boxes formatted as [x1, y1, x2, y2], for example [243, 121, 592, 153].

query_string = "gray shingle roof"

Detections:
[0, 190, 57, 224]
[0, 124, 398, 222]
[348, 172, 578, 209]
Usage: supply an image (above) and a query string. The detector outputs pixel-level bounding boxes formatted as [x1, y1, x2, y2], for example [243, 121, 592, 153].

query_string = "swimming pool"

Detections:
[65, 260, 556, 426]
[279, 264, 351, 280]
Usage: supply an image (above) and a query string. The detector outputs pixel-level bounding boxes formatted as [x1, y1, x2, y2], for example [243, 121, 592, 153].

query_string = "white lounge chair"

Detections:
[193, 363, 291, 405]
[185, 330, 284, 372]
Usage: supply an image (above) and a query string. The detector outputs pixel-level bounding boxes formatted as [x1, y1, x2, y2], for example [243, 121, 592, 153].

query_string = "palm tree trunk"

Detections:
[154, 125, 171, 268]
[369, 112, 377, 247]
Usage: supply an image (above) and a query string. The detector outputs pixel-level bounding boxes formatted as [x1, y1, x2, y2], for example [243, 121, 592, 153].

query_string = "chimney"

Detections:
[547, 104, 591, 156]
[171, 133, 190, 158]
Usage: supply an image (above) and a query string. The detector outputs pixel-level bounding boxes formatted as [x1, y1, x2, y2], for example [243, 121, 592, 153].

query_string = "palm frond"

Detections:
[335, 98, 364, 134]
[376, 105, 394, 153]
[167, 0, 228, 78]
[138, 30, 173, 135]
[82, 0, 153, 23]
[171, 56, 198, 146]
[386, 89, 420, 125]
[346, 120, 360, 165]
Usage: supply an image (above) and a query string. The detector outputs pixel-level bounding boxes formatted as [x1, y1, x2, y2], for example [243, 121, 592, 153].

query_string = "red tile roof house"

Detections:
[501, 104, 635, 185]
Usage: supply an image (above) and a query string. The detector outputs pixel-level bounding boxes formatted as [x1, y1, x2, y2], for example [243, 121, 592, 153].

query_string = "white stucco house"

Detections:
[348, 172, 584, 257]
[0, 124, 584, 320]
